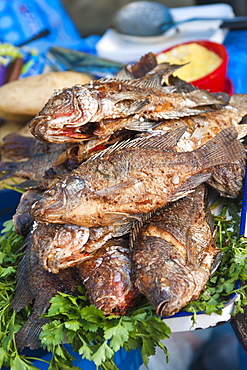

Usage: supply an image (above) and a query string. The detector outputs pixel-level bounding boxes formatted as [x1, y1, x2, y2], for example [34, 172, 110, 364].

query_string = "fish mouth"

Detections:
[31, 199, 65, 222]
[47, 127, 93, 142]
[45, 121, 98, 143]
[44, 247, 92, 273]
[30, 111, 97, 143]
[156, 300, 171, 317]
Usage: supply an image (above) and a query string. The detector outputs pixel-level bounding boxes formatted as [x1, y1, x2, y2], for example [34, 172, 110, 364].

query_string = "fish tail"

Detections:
[195, 127, 246, 168]
[0, 161, 17, 180]
[15, 314, 48, 350]
[2, 133, 35, 160]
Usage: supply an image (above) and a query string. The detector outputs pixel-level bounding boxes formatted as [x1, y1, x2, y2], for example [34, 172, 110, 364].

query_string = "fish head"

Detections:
[133, 236, 197, 317]
[32, 222, 91, 273]
[141, 257, 196, 317]
[31, 175, 85, 222]
[153, 257, 198, 317]
[29, 85, 99, 143]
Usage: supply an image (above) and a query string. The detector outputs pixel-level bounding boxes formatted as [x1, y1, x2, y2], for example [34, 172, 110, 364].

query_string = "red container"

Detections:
[157, 40, 230, 93]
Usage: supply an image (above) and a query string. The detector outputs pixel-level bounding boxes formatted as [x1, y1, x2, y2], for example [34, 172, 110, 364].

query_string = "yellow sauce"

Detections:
[156, 43, 223, 82]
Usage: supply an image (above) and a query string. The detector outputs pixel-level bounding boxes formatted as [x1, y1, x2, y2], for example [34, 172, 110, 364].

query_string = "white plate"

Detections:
[162, 290, 238, 332]
[96, 3, 234, 64]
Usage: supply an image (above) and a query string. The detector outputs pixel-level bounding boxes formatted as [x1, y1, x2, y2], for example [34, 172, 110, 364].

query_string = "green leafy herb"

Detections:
[1, 198, 247, 369]
[184, 198, 247, 317]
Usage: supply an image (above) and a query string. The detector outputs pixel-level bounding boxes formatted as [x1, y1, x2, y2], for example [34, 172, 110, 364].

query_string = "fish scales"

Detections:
[29, 65, 225, 143]
[131, 184, 219, 317]
[32, 220, 132, 273]
[31, 127, 245, 228]
[154, 100, 247, 197]
[155, 104, 247, 152]
[76, 237, 140, 315]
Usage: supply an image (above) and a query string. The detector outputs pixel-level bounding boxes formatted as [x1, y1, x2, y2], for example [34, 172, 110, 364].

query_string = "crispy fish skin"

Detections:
[155, 106, 247, 198]
[31, 127, 245, 228]
[131, 184, 218, 317]
[10, 234, 82, 350]
[29, 66, 225, 143]
[206, 158, 246, 198]
[156, 105, 247, 152]
[32, 220, 132, 273]
[76, 238, 140, 315]
[32, 222, 91, 273]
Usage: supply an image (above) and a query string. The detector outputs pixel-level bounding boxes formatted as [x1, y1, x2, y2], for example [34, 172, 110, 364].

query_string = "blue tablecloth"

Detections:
[224, 30, 247, 94]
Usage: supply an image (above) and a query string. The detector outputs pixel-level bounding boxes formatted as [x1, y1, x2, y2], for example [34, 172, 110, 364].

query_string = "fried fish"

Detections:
[29, 63, 225, 143]
[31, 126, 245, 228]
[131, 184, 219, 317]
[31, 220, 132, 273]
[76, 237, 139, 315]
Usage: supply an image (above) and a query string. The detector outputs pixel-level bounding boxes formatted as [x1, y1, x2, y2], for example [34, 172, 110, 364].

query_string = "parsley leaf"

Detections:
[1, 197, 247, 369]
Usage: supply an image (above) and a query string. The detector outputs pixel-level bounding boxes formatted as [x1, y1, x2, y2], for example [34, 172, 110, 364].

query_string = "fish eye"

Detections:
[52, 97, 66, 107]
[65, 176, 85, 196]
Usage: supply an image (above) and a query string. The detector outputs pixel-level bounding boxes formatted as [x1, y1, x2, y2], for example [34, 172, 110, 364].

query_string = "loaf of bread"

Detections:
[0, 71, 92, 122]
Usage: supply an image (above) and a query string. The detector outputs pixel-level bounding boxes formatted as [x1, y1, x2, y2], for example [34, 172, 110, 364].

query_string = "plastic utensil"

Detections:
[111, 1, 174, 36]
[111, 1, 247, 37]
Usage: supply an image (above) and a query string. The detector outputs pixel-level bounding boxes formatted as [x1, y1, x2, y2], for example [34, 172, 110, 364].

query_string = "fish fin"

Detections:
[210, 251, 223, 275]
[236, 123, 247, 140]
[133, 63, 184, 89]
[195, 127, 246, 168]
[125, 120, 158, 132]
[185, 226, 198, 266]
[10, 238, 35, 311]
[87, 125, 188, 163]
[124, 119, 159, 132]
[15, 313, 48, 350]
[111, 91, 149, 114]
[15, 310, 49, 349]
[0, 161, 18, 180]
[95, 180, 138, 196]
[123, 98, 149, 115]
[168, 172, 213, 202]
[112, 221, 133, 237]
[153, 107, 207, 119]
[130, 211, 155, 248]
[116, 52, 158, 79]
[185, 89, 227, 107]
[116, 67, 134, 80]
[103, 211, 143, 225]
[131, 125, 188, 150]
[230, 94, 247, 114]
[1, 133, 36, 160]
[146, 62, 184, 78]
[191, 125, 209, 141]
[99, 70, 178, 91]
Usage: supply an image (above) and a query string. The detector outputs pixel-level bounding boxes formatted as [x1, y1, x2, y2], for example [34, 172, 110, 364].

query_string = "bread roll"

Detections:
[0, 71, 92, 122]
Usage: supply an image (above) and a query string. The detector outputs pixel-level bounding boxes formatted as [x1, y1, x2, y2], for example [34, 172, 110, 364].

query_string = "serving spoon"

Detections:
[112, 1, 247, 37]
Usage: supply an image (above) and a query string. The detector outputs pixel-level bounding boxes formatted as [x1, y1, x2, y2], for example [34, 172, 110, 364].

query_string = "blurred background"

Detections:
[61, 0, 247, 36]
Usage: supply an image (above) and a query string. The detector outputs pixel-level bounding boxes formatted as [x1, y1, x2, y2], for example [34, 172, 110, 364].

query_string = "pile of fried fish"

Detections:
[1, 53, 247, 350]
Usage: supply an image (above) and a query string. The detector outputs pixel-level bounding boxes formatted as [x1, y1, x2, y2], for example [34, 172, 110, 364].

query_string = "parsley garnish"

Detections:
[1, 198, 247, 369]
